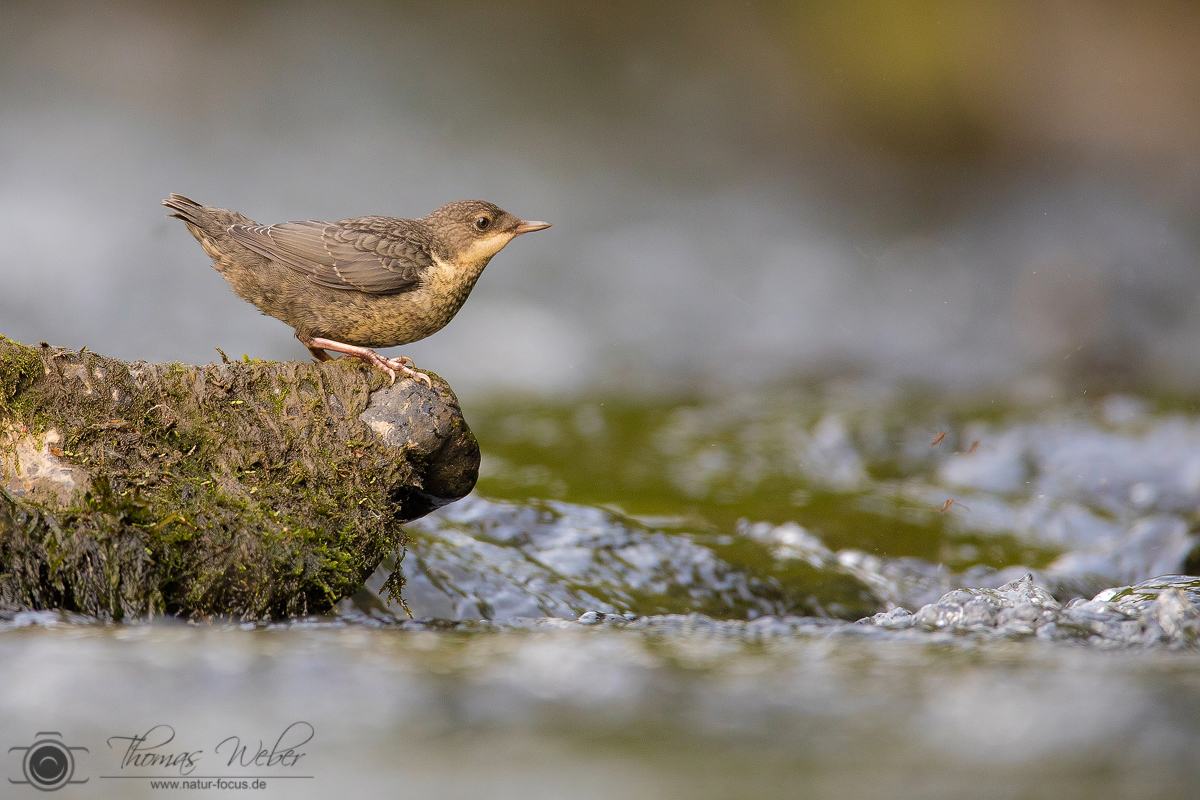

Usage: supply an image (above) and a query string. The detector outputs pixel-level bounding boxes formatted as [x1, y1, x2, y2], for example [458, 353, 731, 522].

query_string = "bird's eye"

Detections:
[474, 216, 491, 230]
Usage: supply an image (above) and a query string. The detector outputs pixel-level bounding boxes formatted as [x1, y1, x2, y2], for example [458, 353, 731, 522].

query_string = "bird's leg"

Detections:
[297, 334, 432, 388]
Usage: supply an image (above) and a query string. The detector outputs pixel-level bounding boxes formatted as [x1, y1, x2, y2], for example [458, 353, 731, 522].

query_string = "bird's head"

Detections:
[424, 200, 551, 265]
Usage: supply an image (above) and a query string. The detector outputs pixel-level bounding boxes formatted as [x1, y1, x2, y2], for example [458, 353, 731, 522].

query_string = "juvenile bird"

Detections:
[162, 194, 551, 385]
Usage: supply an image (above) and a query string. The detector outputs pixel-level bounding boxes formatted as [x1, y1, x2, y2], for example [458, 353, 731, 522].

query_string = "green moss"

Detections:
[0, 339, 473, 620]
[0, 336, 44, 418]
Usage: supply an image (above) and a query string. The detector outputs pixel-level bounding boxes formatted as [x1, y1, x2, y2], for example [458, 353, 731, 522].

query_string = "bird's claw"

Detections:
[385, 355, 416, 370]
[360, 351, 430, 388]
[399, 364, 433, 389]
[381, 356, 430, 387]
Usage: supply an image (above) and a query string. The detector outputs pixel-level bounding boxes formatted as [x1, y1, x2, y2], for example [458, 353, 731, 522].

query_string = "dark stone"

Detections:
[359, 379, 481, 518]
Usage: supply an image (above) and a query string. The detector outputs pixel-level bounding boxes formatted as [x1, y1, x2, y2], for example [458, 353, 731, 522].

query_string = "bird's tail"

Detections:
[162, 194, 255, 241]
[162, 193, 209, 226]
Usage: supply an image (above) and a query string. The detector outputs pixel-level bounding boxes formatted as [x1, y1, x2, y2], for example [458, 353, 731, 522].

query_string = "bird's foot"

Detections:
[367, 352, 432, 388]
[346, 349, 431, 388]
[298, 336, 432, 388]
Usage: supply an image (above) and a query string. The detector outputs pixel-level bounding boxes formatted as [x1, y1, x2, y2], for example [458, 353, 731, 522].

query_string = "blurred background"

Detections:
[2, 0, 1200, 398]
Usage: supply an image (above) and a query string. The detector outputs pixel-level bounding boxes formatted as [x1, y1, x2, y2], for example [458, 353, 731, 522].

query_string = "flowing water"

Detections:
[4, 384, 1200, 798]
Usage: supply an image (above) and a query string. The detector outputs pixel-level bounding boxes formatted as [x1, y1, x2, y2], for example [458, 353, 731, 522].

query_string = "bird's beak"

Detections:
[513, 220, 552, 235]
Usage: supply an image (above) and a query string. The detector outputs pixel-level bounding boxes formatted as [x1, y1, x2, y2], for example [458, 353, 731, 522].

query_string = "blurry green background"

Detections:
[2, 0, 1199, 398]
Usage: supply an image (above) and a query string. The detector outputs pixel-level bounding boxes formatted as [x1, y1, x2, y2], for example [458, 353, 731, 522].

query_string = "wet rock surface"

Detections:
[861, 574, 1200, 648]
[349, 572, 1200, 650]
[331, 388, 1200, 653]
[0, 336, 479, 619]
[381, 495, 877, 621]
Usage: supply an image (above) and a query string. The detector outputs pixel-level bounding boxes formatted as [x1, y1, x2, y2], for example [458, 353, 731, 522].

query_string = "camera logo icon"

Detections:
[9, 732, 88, 792]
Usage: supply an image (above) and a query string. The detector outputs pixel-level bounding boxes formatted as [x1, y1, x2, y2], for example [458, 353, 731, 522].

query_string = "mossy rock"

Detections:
[0, 336, 479, 620]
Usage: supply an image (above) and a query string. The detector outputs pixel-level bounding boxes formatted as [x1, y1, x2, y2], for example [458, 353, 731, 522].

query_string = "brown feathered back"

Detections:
[229, 217, 434, 295]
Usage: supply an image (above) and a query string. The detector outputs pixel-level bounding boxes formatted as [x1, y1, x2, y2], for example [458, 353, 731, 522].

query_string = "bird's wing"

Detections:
[227, 216, 433, 295]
